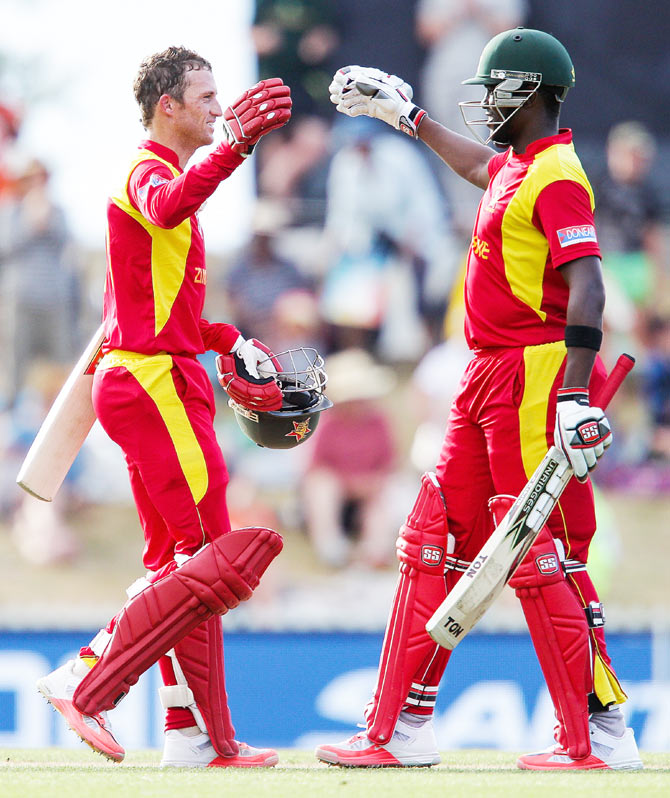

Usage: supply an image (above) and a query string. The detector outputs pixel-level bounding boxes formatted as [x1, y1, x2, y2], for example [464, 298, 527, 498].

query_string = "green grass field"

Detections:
[2, 749, 669, 798]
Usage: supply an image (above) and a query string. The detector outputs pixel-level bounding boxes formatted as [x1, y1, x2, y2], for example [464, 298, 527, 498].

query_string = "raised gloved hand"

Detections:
[223, 78, 292, 157]
[216, 336, 283, 411]
[554, 387, 612, 483]
[329, 65, 426, 138]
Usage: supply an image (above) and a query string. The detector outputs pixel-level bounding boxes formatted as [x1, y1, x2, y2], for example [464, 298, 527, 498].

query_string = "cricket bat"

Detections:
[16, 324, 105, 501]
[426, 353, 635, 650]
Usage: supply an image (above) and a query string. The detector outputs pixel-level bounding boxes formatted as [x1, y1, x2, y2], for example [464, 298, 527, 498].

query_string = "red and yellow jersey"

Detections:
[464, 129, 601, 349]
[102, 139, 244, 356]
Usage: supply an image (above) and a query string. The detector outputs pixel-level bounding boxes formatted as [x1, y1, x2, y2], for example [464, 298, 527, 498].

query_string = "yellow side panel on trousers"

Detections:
[101, 351, 208, 504]
[519, 341, 566, 478]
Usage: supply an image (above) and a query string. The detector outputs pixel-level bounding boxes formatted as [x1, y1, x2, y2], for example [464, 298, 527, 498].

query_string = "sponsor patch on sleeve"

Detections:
[556, 224, 598, 248]
[149, 173, 169, 188]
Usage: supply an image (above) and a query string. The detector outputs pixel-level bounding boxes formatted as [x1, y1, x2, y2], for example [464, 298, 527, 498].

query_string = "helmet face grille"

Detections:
[259, 347, 328, 395]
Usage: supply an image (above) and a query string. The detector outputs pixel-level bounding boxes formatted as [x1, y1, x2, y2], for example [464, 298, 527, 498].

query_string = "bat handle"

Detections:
[595, 353, 635, 410]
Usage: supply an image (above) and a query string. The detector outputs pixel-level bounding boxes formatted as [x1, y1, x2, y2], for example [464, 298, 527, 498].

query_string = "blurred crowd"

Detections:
[1, 0, 669, 577]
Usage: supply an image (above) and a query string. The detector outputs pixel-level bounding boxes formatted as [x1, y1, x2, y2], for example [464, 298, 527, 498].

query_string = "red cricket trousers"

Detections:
[92, 350, 231, 571]
[432, 341, 624, 706]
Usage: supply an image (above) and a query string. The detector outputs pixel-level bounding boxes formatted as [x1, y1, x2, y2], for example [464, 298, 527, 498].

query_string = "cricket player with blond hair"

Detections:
[35, 46, 292, 767]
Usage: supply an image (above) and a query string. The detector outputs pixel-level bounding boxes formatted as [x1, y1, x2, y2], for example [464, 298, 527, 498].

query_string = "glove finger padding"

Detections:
[224, 78, 292, 155]
[330, 66, 413, 101]
[230, 101, 291, 141]
[216, 352, 283, 411]
[329, 65, 424, 137]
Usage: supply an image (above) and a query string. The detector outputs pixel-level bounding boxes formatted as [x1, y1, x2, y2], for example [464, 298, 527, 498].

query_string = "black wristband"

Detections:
[564, 325, 603, 351]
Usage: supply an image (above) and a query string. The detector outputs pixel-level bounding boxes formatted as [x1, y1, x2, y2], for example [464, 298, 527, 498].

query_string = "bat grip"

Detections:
[595, 353, 635, 410]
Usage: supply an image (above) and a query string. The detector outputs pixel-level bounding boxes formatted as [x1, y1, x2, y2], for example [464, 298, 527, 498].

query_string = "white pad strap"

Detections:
[159, 684, 196, 709]
[553, 537, 567, 562]
[160, 648, 208, 734]
[88, 628, 112, 658]
[126, 576, 151, 599]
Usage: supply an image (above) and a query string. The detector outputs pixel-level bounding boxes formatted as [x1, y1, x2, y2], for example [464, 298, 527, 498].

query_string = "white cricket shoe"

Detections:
[517, 723, 643, 770]
[37, 658, 125, 762]
[161, 727, 278, 768]
[315, 715, 440, 767]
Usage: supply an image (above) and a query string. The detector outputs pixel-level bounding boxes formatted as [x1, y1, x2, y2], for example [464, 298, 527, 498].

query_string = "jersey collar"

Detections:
[139, 140, 182, 172]
[510, 128, 573, 160]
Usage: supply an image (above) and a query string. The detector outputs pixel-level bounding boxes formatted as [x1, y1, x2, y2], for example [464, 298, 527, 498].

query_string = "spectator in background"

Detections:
[408, 269, 472, 473]
[257, 115, 333, 226]
[252, 1, 340, 227]
[0, 102, 21, 203]
[223, 200, 312, 344]
[0, 158, 81, 407]
[252, 0, 340, 118]
[415, 0, 526, 236]
[4, 360, 80, 564]
[270, 288, 326, 354]
[593, 121, 667, 310]
[641, 314, 670, 462]
[301, 348, 397, 568]
[322, 116, 457, 360]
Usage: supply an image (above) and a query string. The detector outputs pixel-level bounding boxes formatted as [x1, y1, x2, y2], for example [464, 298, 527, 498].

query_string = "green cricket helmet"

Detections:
[459, 27, 575, 144]
[229, 347, 333, 449]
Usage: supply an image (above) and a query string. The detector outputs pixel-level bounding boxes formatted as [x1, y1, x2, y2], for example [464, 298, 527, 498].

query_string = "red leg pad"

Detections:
[366, 473, 450, 744]
[171, 616, 237, 757]
[73, 527, 282, 716]
[490, 495, 590, 760]
[403, 566, 466, 717]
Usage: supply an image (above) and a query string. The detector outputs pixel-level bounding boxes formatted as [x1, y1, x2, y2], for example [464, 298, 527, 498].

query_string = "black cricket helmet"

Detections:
[229, 347, 333, 448]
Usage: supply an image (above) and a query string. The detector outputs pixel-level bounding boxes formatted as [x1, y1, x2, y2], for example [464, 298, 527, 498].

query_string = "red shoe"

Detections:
[315, 718, 440, 768]
[208, 742, 279, 768]
[517, 726, 642, 771]
[37, 659, 125, 762]
[161, 729, 278, 768]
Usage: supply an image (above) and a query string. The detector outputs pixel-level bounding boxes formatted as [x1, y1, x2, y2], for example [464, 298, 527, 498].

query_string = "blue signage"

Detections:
[0, 629, 665, 753]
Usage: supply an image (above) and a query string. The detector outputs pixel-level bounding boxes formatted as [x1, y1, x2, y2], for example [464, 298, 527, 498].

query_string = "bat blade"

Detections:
[16, 325, 105, 501]
[426, 447, 571, 649]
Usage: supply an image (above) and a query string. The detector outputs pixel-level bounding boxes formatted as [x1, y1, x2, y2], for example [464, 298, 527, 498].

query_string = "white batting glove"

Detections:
[230, 335, 277, 379]
[554, 388, 613, 483]
[329, 66, 426, 138]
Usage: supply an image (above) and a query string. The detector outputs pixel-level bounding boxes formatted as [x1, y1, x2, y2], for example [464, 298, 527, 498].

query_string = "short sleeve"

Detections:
[534, 179, 601, 268]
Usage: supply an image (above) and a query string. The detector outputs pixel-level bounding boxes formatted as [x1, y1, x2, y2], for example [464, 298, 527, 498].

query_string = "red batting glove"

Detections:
[216, 338, 283, 411]
[223, 78, 292, 157]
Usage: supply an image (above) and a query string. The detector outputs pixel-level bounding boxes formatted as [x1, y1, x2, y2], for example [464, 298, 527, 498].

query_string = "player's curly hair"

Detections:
[133, 46, 212, 128]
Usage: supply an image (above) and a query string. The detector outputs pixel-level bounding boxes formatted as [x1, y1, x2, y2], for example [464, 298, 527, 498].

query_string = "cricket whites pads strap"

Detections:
[163, 617, 238, 757]
[489, 495, 591, 760]
[73, 527, 283, 716]
[366, 473, 450, 744]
